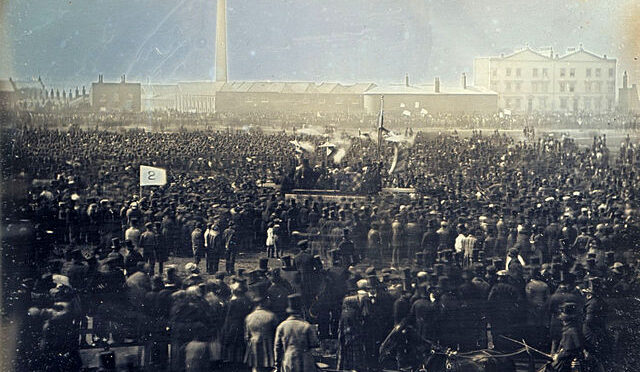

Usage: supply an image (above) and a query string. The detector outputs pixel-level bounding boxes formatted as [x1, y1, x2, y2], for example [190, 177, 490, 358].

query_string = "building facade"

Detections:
[0, 80, 16, 110]
[91, 75, 141, 112]
[474, 46, 616, 113]
[363, 78, 498, 115]
[619, 71, 640, 113]
[214, 81, 375, 114]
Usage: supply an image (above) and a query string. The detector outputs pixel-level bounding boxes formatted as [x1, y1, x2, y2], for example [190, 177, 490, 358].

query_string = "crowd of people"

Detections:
[4, 108, 640, 132]
[2, 111, 640, 372]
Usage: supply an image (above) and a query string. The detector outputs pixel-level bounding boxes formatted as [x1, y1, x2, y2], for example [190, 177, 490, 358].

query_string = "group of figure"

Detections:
[2, 114, 640, 372]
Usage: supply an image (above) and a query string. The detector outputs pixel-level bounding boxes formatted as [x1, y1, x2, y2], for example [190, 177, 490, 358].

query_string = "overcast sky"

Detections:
[2, 0, 637, 87]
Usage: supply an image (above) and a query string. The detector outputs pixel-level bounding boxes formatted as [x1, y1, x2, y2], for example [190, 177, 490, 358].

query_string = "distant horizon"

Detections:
[2, 1, 638, 88]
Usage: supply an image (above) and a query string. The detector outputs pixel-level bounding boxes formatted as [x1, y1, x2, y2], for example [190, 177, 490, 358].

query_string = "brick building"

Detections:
[91, 75, 141, 112]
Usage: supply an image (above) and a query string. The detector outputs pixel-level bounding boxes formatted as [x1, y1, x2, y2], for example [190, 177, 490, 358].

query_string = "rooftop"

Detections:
[364, 84, 496, 96]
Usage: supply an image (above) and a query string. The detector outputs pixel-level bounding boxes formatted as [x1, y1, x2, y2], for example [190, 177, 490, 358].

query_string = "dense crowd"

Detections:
[2, 114, 640, 372]
[4, 109, 640, 132]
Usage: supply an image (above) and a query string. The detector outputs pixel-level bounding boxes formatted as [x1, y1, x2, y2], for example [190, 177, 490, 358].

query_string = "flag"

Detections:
[377, 96, 389, 133]
[289, 140, 315, 153]
[388, 144, 407, 174]
[402, 110, 411, 116]
[140, 165, 167, 186]
[377, 96, 389, 158]
[333, 148, 347, 163]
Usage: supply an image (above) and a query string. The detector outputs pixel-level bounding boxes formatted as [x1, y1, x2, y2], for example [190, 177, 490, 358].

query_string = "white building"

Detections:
[474, 45, 616, 113]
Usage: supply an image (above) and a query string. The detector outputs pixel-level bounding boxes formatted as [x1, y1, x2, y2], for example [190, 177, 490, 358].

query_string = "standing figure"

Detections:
[274, 294, 320, 372]
[191, 222, 205, 268]
[244, 292, 279, 372]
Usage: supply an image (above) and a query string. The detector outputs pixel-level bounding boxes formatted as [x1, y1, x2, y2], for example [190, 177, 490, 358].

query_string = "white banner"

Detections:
[140, 165, 167, 186]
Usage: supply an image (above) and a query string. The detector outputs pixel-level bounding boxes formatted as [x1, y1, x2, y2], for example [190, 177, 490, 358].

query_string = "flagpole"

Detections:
[377, 95, 384, 162]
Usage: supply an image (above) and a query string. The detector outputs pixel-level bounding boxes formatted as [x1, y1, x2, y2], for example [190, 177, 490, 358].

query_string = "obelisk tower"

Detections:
[215, 0, 228, 82]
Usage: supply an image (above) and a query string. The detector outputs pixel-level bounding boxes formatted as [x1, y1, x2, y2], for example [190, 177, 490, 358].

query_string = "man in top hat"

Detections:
[582, 277, 611, 363]
[105, 238, 125, 268]
[122, 239, 143, 276]
[486, 270, 521, 350]
[547, 271, 584, 356]
[220, 276, 253, 369]
[205, 223, 223, 274]
[421, 220, 439, 266]
[191, 222, 205, 269]
[223, 221, 239, 274]
[391, 215, 405, 268]
[338, 279, 371, 371]
[367, 221, 383, 262]
[545, 302, 585, 372]
[274, 293, 320, 372]
[124, 219, 142, 251]
[244, 284, 279, 372]
[140, 222, 160, 275]
[337, 228, 356, 266]
[266, 268, 294, 322]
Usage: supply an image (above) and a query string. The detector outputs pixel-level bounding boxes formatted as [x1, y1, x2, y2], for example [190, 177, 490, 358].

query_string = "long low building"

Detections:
[215, 81, 375, 114]
[364, 77, 498, 115]
[118, 78, 498, 115]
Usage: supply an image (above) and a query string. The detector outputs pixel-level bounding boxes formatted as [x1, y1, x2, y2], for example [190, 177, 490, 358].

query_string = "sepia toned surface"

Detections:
[2, 1, 640, 372]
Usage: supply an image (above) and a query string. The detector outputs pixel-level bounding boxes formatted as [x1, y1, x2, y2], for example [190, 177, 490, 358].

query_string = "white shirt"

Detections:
[454, 233, 466, 253]
[204, 228, 211, 248]
[266, 227, 275, 246]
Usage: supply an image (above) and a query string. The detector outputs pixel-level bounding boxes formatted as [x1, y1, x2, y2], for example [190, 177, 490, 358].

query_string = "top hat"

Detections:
[286, 293, 303, 314]
[259, 258, 269, 272]
[297, 240, 309, 250]
[281, 256, 295, 270]
[247, 270, 264, 286]
[98, 349, 116, 371]
[111, 237, 121, 249]
[435, 276, 450, 290]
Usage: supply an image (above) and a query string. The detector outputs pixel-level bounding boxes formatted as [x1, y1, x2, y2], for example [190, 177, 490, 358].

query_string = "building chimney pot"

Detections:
[435, 77, 440, 93]
[461, 72, 467, 89]
[405, 73, 409, 87]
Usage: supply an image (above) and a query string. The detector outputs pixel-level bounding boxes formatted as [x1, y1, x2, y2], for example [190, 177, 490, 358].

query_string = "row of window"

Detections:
[504, 96, 613, 110]
[494, 80, 615, 93]
[492, 67, 615, 79]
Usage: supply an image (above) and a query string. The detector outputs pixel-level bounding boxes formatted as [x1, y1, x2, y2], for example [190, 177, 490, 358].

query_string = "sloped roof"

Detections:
[364, 84, 496, 96]
[141, 84, 177, 98]
[306, 82, 338, 93]
[558, 48, 610, 61]
[248, 82, 286, 93]
[215, 81, 375, 94]
[499, 47, 551, 61]
[331, 83, 376, 94]
[282, 82, 312, 93]
[219, 81, 254, 92]
[177, 81, 224, 95]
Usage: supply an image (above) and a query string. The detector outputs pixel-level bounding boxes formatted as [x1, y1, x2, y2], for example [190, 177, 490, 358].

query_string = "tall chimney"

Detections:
[434, 77, 440, 93]
[121, 74, 126, 83]
[623, 71, 628, 89]
[215, 0, 228, 82]
[405, 73, 409, 87]
[461, 72, 467, 89]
